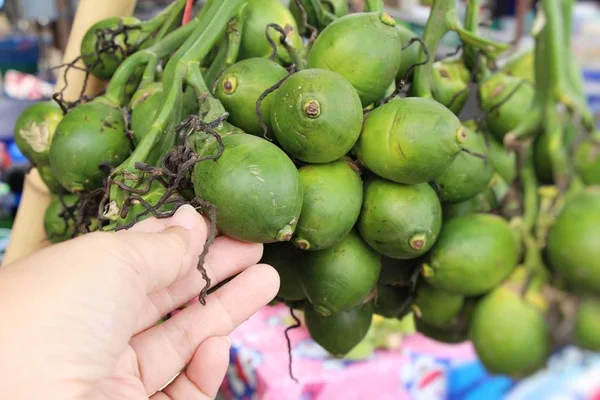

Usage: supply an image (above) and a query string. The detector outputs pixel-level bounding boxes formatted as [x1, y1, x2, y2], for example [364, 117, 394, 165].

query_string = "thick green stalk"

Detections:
[412, 0, 455, 98]
[205, 6, 246, 89]
[140, 0, 187, 35]
[521, 148, 538, 232]
[104, 21, 199, 106]
[162, 0, 246, 89]
[545, 101, 571, 191]
[225, 5, 246, 66]
[541, 0, 565, 99]
[109, 0, 245, 211]
[140, 56, 159, 87]
[462, 0, 491, 81]
[519, 148, 550, 282]
[152, 0, 188, 42]
[413, 0, 507, 97]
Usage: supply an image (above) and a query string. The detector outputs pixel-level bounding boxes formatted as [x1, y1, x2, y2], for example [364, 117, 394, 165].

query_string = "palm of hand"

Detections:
[0, 206, 279, 400]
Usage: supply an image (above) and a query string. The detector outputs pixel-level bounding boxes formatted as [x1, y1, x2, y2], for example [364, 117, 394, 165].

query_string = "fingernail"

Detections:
[172, 205, 199, 231]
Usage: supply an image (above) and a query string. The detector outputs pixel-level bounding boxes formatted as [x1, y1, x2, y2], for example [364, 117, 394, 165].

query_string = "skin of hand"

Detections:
[0, 205, 280, 400]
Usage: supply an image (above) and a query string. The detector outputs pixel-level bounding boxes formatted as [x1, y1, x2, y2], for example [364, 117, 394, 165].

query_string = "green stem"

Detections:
[104, 21, 199, 106]
[462, 0, 491, 81]
[152, 0, 188, 42]
[412, 0, 455, 98]
[521, 148, 538, 232]
[308, 0, 336, 27]
[187, 62, 227, 120]
[505, 104, 542, 143]
[108, 66, 185, 208]
[449, 23, 509, 58]
[204, 39, 229, 90]
[519, 148, 550, 282]
[541, 0, 566, 99]
[545, 101, 571, 191]
[109, 1, 244, 210]
[162, 0, 246, 89]
[225, 5, 246, 66]
[205, 6, 246, 89]
[140, 56, 159, 87]
[364, 0, 385, 12]
[141, 0, 186, 35]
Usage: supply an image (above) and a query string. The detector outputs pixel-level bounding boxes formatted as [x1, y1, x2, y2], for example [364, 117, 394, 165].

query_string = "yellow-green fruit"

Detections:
[14, 101, 63, 167]
[575, 296, 600, 351]
[294, 159, 363, 251]
[470, 284, 551, 377]
[423, 213, 519, 296]
[354, 97, 464, 184]
[307, 12, 403, 106]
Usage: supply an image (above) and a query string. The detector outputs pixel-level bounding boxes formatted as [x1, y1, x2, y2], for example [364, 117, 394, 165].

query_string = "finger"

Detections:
[152, 336, 232, 400]
[108, 205, 208, 294]
[134, 236, 263, 334]
[132, 264, 279, 394]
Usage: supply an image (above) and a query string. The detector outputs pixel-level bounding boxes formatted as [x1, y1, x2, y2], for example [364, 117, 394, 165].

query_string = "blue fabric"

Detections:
[448, 361, 514, 400]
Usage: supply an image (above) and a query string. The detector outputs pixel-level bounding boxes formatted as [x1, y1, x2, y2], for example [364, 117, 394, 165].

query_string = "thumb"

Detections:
[96, 205, 209, 294]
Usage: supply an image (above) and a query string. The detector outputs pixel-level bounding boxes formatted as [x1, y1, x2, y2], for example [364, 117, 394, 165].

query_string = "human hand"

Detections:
[0, 205, 279, 400]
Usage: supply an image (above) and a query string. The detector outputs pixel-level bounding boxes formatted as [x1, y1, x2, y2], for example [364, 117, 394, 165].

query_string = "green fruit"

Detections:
[414, 280, 464, 327]
[547, 188, 600, 291]
[129, 85, 198, 140]
[534, 124, 578, 184]
[374, 284, 412, 318]
[260, 242, 306, 301]
[354, 97, 463, 184]
[378, 257, 418, 286]
[49, 101, 132, 193]
[470, 284, 550, 377]
[575, 138, 600, 185]
[270, 68, 363, 163]
[307, 12, 403, 106]
[238, 0, 304, 65]
[193, 133, 303, 243]
[442, 188, 496, 221]
[289, 0, 349, 33]
[299, 230, 381, 316]
[415, 317, 469, 344]
[38, 165, 64, 194]
[479, 72, 536, 141]
[14, 101, 63, 167]
[423, 213, 519, 296]
[396, 25, 421, 80]
[432, 123, 493, 203]
[215, 58, 288, 137]
[575, 296, 600, 351]
[502, 50, 535, 83]
[294, 159, 363, 250]
[81, 17, 142, 80]
[44, 194, 79, 243]
[304, 300, 374, 357]
[130, 83, 163, 146]
[430, 59, 470, 115]
[358, 179, 442, 259]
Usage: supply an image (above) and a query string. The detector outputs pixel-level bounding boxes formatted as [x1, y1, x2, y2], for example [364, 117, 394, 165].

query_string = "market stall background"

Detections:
[1, 1, 600, 399]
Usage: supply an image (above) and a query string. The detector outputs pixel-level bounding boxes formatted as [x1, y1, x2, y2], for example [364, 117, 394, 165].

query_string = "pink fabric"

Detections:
[220, 304, 476, 400]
